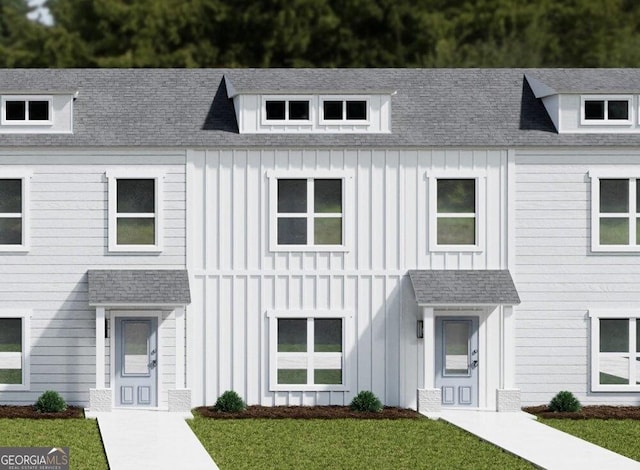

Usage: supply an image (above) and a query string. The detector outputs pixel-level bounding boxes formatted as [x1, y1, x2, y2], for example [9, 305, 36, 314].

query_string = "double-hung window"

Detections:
[267, 311, 351, 391]
[428, 173, 485, 252]
[589, 172, 640, 251]
[0, 310, 30, 390]
[589, 310, 640, 391]
[0, 175, 29, 251]
[107, 172, 163, 252]
[269, 173, 348, 251]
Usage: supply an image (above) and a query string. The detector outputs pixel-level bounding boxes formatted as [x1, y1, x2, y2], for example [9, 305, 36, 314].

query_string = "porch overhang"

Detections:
[88, 269, 191, 307]
[408, 269, 520, 307]
[87, 270, 191, 411]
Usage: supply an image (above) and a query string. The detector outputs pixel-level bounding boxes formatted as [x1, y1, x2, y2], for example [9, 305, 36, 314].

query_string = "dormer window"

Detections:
[263, 97, 311, 124]
[320, 97, 368, 123]
[581, 96, 632, 125]
[1, 96, 52, 125]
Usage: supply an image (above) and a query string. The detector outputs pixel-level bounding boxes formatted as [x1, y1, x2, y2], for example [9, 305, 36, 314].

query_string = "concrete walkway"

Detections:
[90, 410, 218, 470]
[429, 409, 640, 470]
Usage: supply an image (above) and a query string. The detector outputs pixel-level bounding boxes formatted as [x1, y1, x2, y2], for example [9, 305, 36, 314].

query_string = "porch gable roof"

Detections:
[88, 269, 191, 306]
[408, 269, 520, 306]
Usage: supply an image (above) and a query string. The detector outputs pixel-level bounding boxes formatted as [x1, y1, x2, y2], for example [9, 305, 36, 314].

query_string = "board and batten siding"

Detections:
[186, 148, 510, 409]
[515, 149, 640, 406]
[0, 151, 186, 405]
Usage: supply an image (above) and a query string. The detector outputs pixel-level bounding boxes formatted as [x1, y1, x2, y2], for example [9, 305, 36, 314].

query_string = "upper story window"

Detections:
[589, 310, 640, 392]
[589, 171, 640, 252]
[268, 172, 350, 252]
[320, 97, 368, 123]
[1, 96, 52, 125]
[262, 97, 312, 124]
[427, 173, 485, 252]
[581, 96, 632, 125]
[0, 175, 29, 252]
[107, 172, 163, 252]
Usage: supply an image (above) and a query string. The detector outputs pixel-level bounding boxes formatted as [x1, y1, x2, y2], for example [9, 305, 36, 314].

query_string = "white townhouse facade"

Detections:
[0, 69, 639, 413]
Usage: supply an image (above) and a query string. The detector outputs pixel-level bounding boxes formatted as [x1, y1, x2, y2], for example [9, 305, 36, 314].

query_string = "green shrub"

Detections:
[35, 390, 67, 413]
[350, 391, 382, 412]
[549, 390, 581, 412]
[213, 390, 246, 413]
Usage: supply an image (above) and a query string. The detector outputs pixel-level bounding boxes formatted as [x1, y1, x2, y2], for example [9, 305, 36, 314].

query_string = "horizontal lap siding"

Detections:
[187, 148, 508, 408]
[515, 151, 640, 406]
[0, 153, 186, 405]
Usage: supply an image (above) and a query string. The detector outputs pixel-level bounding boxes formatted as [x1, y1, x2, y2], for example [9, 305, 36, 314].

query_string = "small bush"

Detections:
[213, 390, 246, 413]
[549, 390, 581, 413]
[35, 390, 67, 413]
[350, 391, 382, 412]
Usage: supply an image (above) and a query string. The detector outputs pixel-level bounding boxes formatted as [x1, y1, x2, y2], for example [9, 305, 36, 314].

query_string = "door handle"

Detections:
[150, 359, 157, 369]
[470, 360, 478, 369]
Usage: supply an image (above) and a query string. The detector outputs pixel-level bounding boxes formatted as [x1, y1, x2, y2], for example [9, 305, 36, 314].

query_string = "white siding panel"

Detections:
[515, 151, 640, 406]
[187, 148, 508, 408]
[0, 153, 186, 406]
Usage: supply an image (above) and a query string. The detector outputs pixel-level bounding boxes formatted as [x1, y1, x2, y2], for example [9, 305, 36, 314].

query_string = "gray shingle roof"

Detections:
[408, 270, 520, 306]
[88, 269, 191, 305]
[2, 68, 640, 147]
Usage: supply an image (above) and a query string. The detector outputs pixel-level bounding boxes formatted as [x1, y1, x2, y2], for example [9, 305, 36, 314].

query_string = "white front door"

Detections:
[435, 316, 479, 407]
[114, 317, 158, 407]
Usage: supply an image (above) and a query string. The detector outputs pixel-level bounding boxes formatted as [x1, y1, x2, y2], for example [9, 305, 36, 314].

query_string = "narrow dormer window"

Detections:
[263, 97, 311, 123]
[321, 98, 368, 123]
[581, 96, 632, 125]
[1, 97, 52, 125]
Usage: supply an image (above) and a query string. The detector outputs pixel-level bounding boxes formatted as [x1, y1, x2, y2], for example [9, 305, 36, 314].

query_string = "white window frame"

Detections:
[1, 95, 53, 126]
[261, 95, 313, 125]
[267, 171, 351, 252]
[589, 309, 640, 392]
[0, 171, 31, 252]
[319, 95, 370, 125]
[106, 170, 164, 253]
[589, 169, 640, 252]
[426, 171, 486, 252]
[580, 95, 633, 126]
[0, 310, 31, 391]
[267, 310, 353, 392]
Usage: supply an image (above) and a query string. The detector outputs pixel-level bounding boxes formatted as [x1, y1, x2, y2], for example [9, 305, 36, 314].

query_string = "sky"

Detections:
[28, 0, 53, 25]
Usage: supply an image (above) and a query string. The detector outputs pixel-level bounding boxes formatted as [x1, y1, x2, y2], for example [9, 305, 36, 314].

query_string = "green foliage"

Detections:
[350, 390, 382, 412]
[189, 417, 533, 469]
[0, 418, 108, 470]
[5, 0, 640, 67]
[35, 390, 68, 413]
[548, 391, 581, 413]
[542, 419, 640, 463]
[213, 390, 246, 413]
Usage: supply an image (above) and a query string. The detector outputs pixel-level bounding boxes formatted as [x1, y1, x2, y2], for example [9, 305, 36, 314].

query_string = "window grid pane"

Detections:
[585, 100, 604, 120]
[265, 101, 285, 120]
[608, 100, 629, 120]
[437, 179, 475, 213]
[288, 101, 309, 120]
[600, 218, 628, 245]
[0, 218, 22, 245]
[117, 218, 155, 245]
[600, 319, 628, 352]
[600, 179, 628, 213]
[28, 101, 49, 121]
[117, 179, 155, 214]
[5, 101, 26, 121]
[0, 179, 22, 213]
[323, 101, 343, 120]
[437, 217, 475, 245]
[346, 100, 367, 120]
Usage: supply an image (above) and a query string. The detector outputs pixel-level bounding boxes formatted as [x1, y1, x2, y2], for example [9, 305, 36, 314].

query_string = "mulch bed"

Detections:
[195, 405, 422, 419]
[524, 405, 640, 420]
[0, 405, 85, 419]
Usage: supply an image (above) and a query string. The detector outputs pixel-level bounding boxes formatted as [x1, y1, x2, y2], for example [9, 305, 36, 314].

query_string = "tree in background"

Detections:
[4, 0, 640, 67]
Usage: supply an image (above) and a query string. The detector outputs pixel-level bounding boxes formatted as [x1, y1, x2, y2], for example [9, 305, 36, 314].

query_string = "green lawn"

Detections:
[189, 416, 534, 469]
[0, 418, 108, 470]
[541, 418, 640, 462]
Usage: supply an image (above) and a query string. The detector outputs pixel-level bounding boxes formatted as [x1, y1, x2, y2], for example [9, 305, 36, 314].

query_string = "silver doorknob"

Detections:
[150, 359, 157, 369]
[470, 360, 478, 369]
